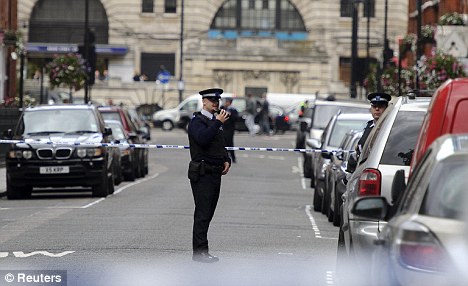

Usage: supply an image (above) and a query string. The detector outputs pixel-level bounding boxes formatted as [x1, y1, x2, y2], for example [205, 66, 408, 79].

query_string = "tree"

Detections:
[46, 53, 88, 97]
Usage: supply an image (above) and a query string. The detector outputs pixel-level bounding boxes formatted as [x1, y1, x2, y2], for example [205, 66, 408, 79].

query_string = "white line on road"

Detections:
[305, 205, 322, 238]
[81, 172, 160, 208]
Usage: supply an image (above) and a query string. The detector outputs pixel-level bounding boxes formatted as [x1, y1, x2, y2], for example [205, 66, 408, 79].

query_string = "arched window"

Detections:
[29, 0, 108, 44]
[210, 0, 307, 40]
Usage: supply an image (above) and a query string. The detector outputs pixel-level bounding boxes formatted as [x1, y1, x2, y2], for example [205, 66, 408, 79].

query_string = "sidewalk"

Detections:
[0, 167, 5, 197]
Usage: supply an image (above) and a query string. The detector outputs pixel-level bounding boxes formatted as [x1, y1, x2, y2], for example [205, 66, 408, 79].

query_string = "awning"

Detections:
[26, 43, 128, 56]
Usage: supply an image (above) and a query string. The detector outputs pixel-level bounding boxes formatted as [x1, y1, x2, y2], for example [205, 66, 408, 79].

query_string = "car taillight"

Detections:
[358, 168, 381, 196]
[284, 116, 289, 122]
[395, 221, 449, 272]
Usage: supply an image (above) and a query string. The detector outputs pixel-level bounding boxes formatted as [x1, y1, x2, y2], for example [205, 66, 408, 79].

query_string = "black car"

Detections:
[4, 104, 115, 199]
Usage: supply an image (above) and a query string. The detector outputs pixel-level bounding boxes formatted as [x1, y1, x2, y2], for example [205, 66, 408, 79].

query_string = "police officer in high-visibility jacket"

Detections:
[187, 88, 231, 263]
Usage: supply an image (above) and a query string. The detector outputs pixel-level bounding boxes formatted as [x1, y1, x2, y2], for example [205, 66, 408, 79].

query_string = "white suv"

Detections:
[338, 96, 431, 277]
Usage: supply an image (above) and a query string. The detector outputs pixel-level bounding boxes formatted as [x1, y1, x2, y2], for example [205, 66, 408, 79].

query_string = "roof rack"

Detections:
[406, 89, 434, 99]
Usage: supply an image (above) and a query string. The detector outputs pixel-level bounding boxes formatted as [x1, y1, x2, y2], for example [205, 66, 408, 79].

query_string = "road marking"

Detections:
[81, 172, 160, 208]
[305, 205, 322, 238]
[12, 251, 75, 258]
[326, 271, 334, 285]
[297, 157, 307, 190]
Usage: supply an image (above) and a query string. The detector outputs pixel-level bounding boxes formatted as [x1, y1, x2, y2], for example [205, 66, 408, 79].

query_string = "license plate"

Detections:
[39, 166, 70, 174]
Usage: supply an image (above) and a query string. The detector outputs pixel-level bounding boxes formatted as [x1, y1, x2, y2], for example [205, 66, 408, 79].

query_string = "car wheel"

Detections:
[332, 189, 341, 226]
[313, 186, 322, 212]
[6, 183, 32, 200]
[320, 181, 329, 215]
[161, 120, 173, 131]
[303, 154, 312, 178]
[92, 172, 109, 197]
[108, 173, 115, 195]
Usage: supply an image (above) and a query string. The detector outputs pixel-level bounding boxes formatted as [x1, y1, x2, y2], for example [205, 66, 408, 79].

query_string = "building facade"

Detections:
[18, 0, 408, 107]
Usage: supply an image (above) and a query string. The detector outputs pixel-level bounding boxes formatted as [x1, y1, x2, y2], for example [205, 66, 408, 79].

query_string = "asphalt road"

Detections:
[0, 129, 339, 286]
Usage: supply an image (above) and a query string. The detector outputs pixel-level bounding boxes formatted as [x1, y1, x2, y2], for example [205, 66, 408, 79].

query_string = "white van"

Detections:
[152, 93, 233, 131]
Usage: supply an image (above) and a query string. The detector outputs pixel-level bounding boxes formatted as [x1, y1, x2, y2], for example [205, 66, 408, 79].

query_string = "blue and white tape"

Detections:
[0, 139, 355, 154]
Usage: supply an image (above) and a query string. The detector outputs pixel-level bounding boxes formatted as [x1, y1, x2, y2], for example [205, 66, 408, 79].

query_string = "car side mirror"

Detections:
[104, 127, 112, 136]
[128, 131, 138, 140]
[351, 197, 389, 220]
[321, 151, 332, 159]
[3, 129, 13, 139]
[306, 138, 320, 149]
[346, 152, 358, 173]
[391, 169, 407, 205]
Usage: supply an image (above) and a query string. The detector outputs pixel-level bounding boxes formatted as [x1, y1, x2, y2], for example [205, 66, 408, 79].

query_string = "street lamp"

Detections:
[178, 0, 185, 104]
[350, 0, 363, 98]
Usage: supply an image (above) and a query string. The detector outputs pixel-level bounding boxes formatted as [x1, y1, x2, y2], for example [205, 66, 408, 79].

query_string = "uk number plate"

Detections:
[39, 166, 70, 174]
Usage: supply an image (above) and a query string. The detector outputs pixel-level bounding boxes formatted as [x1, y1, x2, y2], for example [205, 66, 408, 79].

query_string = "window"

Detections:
[142, 0, 154, 13]
[380, 111, 426, 166]
[363, 0, 375, 18]
[340, 0, 352, 17]
[165, 0, 177, 13]
[211, 0, 305, 32]
[140, 53, 175, 82]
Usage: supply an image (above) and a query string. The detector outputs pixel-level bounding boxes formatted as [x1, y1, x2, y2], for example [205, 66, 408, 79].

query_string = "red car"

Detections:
[98, 106, 149, 179]
[410, 78, 468, 173]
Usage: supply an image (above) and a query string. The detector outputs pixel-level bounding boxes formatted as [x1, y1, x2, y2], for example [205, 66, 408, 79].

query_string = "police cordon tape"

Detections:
[0, 139, 356, 154]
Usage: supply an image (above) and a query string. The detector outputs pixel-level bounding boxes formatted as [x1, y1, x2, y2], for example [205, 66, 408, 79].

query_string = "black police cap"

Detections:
[199, 88, 223, 99]
[367, 92, 391, 104]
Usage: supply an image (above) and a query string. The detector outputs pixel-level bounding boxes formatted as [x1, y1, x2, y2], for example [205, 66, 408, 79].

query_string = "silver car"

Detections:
[339, 96, 431, 275]
[311, 112, 372, 214]
[350, 134, 468, 285]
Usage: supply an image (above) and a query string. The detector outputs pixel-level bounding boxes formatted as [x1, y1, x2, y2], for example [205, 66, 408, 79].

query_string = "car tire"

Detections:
[161, 120, 174, 131]
[313, 186, 322, 212]
[332, 189, 341, 227]
[92, 173, 109, 197]
[6, 183, 32, 200]
[303, 154, 312, 179]
[320, 181, 329, 215]
[108, 173, 115, 195]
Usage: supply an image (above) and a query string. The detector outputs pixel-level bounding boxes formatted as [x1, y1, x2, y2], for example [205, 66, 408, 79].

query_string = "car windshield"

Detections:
[329, 120, 368, 148]
[21, 109, 98, 135]
[107, 123, 126, 140]
[420, 157, 468, 220]
[380, 110, 426, 166]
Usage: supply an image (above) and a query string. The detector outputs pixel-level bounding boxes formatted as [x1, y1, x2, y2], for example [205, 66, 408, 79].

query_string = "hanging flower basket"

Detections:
[439, 12, 464, 26]
[2, 29, 19, 46]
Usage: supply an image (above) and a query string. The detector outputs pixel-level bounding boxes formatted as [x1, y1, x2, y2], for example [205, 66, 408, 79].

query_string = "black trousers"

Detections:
[223, 129, 236, 162]
[190, 172, 221, 253]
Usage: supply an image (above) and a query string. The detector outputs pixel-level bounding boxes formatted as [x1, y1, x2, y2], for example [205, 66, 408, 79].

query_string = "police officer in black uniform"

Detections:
[187, 88, 231, 263]
[356, 92, 392, 156]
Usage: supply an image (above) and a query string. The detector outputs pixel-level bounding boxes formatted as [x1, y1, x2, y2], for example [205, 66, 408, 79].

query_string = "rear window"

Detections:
[380, 110, 426, 165]
[453, 99, 468, 133]
[420, 157, 468, 220]
[329, 120, 368, 148]
[101, 112, 122, 123]
[313, 105, 368, 129]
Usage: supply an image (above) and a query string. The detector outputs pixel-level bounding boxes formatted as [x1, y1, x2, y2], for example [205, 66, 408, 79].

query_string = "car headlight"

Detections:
[76, 147, 104, 158]
[8, 150, 33, 159]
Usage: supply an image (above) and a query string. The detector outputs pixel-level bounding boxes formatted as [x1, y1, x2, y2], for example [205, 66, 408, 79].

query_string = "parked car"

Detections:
[310, 112, 372, 213]
[325, 130, 363, 226]
[4, 104, 115, 199]
[152, 93, 233, 131]
[104, 119, 138, 182]
[339, 96, 431, 275]
[411, 78, 468, 173]
[98, 106, 149, 178]
[350, 134, 468, 286]
[298, 99, 369, 180]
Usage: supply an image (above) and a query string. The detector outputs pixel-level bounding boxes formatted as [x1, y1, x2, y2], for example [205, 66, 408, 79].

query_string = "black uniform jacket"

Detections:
[188, 112, 231, 166]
